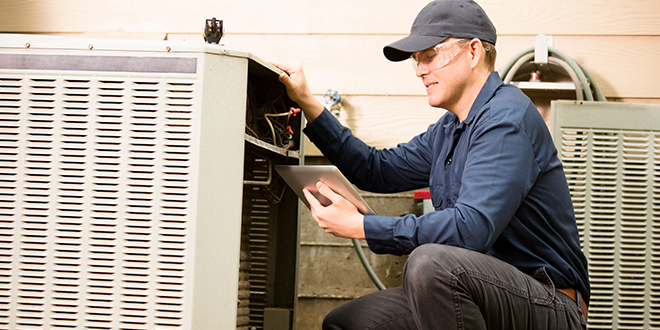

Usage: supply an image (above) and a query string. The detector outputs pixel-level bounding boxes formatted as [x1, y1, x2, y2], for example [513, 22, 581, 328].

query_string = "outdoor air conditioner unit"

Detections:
[0, 34, 302, 330]
[552, 100, 660, 330]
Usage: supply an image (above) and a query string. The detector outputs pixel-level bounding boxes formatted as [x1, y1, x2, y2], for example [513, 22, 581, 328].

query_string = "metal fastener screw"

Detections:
[25, 43, 30, 48]
[88, 44, 94, 50]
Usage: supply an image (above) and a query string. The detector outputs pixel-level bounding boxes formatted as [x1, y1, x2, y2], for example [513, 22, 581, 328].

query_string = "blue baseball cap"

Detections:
[384, 0, 497, 62]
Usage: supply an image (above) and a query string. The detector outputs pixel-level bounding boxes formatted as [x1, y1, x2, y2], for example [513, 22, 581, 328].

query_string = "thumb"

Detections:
[316, 181, 342, 204]
[278, 71, 291, 84]
[303, 188, 324, 210]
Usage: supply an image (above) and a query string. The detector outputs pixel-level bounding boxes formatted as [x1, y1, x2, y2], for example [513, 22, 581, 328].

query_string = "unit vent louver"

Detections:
[246, 157, 273, 328]
[0, 72, 197, 329]
[553, 101, 660, 330]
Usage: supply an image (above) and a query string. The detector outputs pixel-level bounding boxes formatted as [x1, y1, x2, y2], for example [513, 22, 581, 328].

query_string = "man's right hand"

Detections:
[303, 181, 365, 239]
[270, 62, 325, 123]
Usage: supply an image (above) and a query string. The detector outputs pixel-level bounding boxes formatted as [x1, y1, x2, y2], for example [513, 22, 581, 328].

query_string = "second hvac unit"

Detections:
[552, 100, 660, 330]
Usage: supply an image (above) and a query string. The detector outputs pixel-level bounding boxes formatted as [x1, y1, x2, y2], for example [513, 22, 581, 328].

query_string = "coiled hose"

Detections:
[498, 46, 606, 102]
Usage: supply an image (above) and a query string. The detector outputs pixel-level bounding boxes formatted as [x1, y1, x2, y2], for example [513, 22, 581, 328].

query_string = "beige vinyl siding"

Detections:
[1, 0, 658, 156]
[2, 0, 659, 35]
[2, 1, 659, 328]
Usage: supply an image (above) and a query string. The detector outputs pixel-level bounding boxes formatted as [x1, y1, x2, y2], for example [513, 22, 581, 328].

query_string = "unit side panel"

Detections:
[190, 54, 249, 329]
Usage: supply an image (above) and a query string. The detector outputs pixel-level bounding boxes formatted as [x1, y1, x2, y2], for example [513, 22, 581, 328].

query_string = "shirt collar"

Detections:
[460, 71, 503, 126]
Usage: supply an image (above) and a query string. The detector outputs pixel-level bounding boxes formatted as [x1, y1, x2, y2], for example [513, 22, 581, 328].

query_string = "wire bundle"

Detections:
[245, 80, 300, 149]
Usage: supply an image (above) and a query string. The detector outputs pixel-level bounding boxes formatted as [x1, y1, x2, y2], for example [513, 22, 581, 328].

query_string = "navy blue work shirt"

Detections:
[303, 72, 590, 303]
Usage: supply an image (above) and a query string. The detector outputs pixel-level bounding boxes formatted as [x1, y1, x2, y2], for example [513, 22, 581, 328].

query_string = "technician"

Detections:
[273, 0, 590, 329]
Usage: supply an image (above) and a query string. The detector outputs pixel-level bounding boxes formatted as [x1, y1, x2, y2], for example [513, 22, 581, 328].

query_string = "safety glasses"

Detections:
[411, 39, 470, 71]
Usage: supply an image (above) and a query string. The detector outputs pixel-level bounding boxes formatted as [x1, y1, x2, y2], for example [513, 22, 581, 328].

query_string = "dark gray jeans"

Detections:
[323, 244, 586, 330]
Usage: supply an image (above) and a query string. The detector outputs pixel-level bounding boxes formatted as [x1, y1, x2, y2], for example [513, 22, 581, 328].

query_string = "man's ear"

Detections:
[468, 38, 483, 69]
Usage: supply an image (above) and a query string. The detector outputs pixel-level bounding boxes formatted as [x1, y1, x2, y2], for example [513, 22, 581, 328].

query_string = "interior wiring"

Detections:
[245, 76, 301, 149]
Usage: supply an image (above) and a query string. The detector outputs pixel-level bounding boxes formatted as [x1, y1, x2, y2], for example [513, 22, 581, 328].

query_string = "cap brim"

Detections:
[383, 34, 449, 62]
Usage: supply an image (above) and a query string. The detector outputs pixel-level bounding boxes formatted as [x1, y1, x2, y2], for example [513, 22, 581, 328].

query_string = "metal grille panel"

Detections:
[559, 127, 660, 330]
[0, 73, 198, 329]
[247, 158, 274, 330]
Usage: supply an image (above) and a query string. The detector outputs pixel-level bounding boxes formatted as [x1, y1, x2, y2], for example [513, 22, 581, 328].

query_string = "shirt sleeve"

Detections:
[304, 108, 436, 193]
[364, 117, 542, 255]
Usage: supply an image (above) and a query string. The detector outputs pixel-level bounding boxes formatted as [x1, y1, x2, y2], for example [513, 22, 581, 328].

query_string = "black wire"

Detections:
[259, 177, 287, 205]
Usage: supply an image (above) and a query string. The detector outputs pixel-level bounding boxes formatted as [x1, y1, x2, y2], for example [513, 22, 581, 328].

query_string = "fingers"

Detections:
[269, 60, 285, 71]
[269, 62, 292, 83]
[303, 183, 365, 239]
[268, 61, 324, 122]
[269, 61, 299, 76]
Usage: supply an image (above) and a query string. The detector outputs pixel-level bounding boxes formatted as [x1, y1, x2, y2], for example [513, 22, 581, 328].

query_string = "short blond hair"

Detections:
[482, 42, 497, 72]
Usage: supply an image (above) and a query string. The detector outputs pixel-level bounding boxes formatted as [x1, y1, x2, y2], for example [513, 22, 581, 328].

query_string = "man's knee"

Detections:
[403, 244, 457, 286]
[322, 307, 343, 330]
[322, 289, 412, 330]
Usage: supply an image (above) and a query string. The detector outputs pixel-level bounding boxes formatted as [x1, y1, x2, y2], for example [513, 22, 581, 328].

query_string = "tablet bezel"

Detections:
[274, 165, 375, 215]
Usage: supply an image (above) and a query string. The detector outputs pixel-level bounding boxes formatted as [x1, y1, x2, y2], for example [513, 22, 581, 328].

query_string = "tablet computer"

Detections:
[274, 165, 375, 215]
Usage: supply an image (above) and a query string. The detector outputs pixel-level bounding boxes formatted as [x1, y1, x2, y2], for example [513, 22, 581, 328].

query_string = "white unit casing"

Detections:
[0, 34, 295, 329]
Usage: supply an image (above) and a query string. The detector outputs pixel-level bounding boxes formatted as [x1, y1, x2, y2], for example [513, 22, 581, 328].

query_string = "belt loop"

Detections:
[575, 291, 582, 315]
[576, 290, 587, 326]
[532, 267, 556, 302]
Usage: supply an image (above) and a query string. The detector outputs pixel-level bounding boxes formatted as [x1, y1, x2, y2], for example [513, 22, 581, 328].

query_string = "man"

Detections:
[274, 0, 590, 329]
